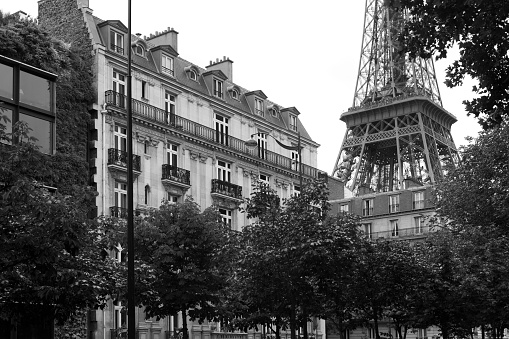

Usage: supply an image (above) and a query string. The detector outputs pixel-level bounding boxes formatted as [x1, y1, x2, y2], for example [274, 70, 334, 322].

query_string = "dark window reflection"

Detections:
[0, 64, 13, 100]
[19, 113, 52, 154]
[0, 107, 12, 144]
[20, 71, 51, 111]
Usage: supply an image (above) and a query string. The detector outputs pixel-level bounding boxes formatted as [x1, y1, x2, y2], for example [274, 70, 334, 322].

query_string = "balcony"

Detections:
[105, 90, 327, 181]
[211, 179, 243, 208]
[368, 226, 429, 240]
[161, 164, 191, 195]
[110, 206, 128, 219]
[107, 148, 141, 181]
[211, 333, 248, 339]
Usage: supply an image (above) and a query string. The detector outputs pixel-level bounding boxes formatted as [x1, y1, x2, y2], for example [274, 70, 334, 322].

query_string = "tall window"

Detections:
[217, 160, 231, 182]
[293, 184, 301, 196]
[413, 191, 424, 209]
[114, 125, 127, 151]
[414, 216, 424, 234]
[391, 219, 399, 237]
[362, 199, 373, 216]
[291, 150, 299, 171]
[167, 143, 178, 167]
[114, 181, 127, 211]
[144, 184, 150, 205]
[389, 195, 400, 213]
[113, 71, 126, 108]
[165, 92, 176, 125]
[363, 223, 372, 239]
[162, 55, 174, 76]
[219, 208, 232, 227]
[257, 133, 267, 160]
[255, 98, 264, 117]
[289, 114, 297, 131]
[141, 80, 148, 100]
[167, 194, 179, 204]
[110, 30, 124, 54]
[215, 114, 229, 146]
[340, 204, 349, 213]
[213, 78, 223, 98]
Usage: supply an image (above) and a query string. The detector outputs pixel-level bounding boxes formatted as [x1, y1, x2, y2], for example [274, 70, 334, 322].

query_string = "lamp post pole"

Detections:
[127, 0, 135, 338]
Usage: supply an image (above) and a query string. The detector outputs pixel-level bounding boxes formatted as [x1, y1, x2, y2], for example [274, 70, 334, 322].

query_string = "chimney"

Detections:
[76, 0, 90, 9]
[206, 56, 234, 81]
[146, 27, 179, 52]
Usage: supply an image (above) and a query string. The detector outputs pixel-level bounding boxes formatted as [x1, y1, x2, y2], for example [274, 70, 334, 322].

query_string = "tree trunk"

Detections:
[290, 304, 297, 339]
[182, 308, 188, 339]
[276, 318, 281, 339]
[303, 313, 308, 339]
[373, 308, 380, 339]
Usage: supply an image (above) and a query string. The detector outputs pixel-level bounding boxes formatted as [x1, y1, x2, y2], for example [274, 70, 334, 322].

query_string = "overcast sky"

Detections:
[3, 0, 482, 174]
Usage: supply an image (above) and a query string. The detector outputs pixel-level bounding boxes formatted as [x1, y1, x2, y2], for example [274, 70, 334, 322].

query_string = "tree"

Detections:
[398, 0, 509, 129]
[129, 198, 234, 339]
[0, 125, 122, 328]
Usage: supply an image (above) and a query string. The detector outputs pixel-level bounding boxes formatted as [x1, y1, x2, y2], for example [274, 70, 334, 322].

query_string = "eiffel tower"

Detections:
[333, 0, 459, 195]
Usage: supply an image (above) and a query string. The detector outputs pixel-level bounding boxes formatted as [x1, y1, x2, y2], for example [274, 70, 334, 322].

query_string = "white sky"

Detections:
[3, 0, 482, 174]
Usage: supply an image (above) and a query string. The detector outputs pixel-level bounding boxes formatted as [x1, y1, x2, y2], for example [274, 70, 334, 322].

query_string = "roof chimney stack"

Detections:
[146, 27, 179, 52]
[206, 56, 234, 81]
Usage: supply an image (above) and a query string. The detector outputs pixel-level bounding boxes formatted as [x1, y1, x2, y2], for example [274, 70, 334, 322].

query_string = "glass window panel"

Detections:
[19, 113, 52, 154]
[0, 63, 13, 100]
[0, 107, 12, 144]
[19, 71, 51, 111]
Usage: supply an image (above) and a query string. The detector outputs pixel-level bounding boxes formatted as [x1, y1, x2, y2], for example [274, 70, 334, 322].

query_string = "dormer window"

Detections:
[189, 70, 197, 81]
[184, 65, 200, 81]
[268, 105, 278, 118]
[255, 98, 264, 117]
[213, 78, 223, 99]
[289, 114, 297, 131]
[231, 89, 239, 100]
[110, 30, 124, 55]
[162, 55, 174, 76]
[134, 45, 144, 57]
[227, 85, 240, 101]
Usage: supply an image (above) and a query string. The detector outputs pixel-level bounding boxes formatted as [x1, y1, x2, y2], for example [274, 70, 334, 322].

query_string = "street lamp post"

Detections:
[126, 0, 135, 338]
[245, 132, 303, 189]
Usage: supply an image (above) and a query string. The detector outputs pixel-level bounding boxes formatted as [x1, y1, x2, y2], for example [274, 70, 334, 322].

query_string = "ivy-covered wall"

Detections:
[0, 10, 94, 194]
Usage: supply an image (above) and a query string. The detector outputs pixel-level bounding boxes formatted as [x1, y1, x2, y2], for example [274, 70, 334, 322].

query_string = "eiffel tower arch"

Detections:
[333, 0, 459, 196]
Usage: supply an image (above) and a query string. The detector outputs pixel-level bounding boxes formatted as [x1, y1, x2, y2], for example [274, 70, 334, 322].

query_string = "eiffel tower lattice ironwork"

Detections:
[333, 0, 459, 195]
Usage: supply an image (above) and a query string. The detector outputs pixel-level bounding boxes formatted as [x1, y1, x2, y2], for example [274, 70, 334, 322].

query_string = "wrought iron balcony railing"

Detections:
[110, 206, 128, 218]
[162, 164, 191, 186]
[105, 90, 325, 180]
[107, 148, 141, 172]
[211, 179, 243, 200]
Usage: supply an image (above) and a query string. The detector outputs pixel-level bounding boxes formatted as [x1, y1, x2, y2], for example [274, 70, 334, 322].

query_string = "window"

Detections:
[257, 133, 267, 160]
[289, 114, 297, 131]
[141, 80, 148, 100]
[167, 194, 179, 204]
[114, 181, 127, 215]
[291, 150, 300, 171]
[165, 92, 176, 125]
[389, 195, 400, 213]
[215, 114, 229, 146]
[413, 191, 424, 209]
[0, 63, 13, 100]
[144, 184, 150, 205]
[135, 45, 144, 56]
[293, 184, 301, 196]
[231, 88, 239, 100]
[114, 300, 126, 329]
[113, 71, 126, 108]
[162, 55, 174, 76]
[144, 139, 150, 154]
[255, 98, 264, 117]
[271, 107, 278, 118]
[217, 160, 231, 182]
[362, 199, 373, 216]
[110, 30, 124, 54]
[114, 125, 127, 151]
[417, 329, 427, 339]
[340, 204, 349, 213]
[20, 71, 51, 111]
[391, 219, 399, 237]
[219, 208, 232, 227]
[189, 70, 197, 81]
[363, 223, 372, 239]
[213, 78, 223, 98]
[167, 143, 178, 166]
[19, 113, 53, 154]
[259, 174, 270, 185]
[414, 216, 424, 234]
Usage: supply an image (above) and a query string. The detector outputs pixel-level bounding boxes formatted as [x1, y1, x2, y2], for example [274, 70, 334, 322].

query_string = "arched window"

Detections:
[144, 184, 150, 205]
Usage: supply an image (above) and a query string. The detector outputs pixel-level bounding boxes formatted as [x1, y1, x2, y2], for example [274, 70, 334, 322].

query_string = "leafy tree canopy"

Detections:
[399, 0, 509, 129]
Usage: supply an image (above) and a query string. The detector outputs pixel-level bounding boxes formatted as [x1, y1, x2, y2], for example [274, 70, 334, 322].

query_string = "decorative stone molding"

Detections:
[211, 196, 243, 210]
[199, 155, 208, 163]
[275, 178, 289, 189]
[190, 151, 199, 161]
